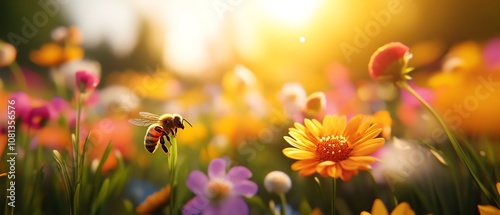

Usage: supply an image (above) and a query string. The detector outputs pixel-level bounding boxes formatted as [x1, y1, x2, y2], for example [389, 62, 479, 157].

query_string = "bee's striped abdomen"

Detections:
[144, 124, 163, 153]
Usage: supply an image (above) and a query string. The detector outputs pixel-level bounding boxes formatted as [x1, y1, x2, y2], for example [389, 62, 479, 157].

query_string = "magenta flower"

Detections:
[23, 104, 55, 129]
[183, 158, 258, 215]
[368, 42, 411, 81]
[75, 69, 100, 93]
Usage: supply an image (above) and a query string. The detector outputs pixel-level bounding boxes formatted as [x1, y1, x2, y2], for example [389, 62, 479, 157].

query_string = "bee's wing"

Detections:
[129, 118, 158, 126]
[139, 112, 161, 120]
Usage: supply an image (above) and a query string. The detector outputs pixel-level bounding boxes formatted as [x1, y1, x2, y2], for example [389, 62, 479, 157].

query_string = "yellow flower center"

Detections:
[316, 135, 352, 162]
[205, 178, 232, 204]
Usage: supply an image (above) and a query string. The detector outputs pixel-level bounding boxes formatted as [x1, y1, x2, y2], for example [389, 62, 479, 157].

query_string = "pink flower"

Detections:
[75, 70, 100, 93]
[183, 158, 258, 215]
[483, 37, 500, 68]
[8, 92, 31, 119]
[368, 42, 411, 81]
[23, 105, 54, 129]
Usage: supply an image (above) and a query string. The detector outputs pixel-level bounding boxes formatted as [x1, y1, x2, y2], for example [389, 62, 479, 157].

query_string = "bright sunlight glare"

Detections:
[259, 0, 321, 27]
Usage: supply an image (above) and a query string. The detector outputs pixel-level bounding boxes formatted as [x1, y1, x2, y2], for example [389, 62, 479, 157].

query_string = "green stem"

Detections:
[168, 136, 178, 215]
[399, 81, 499, 206]
[73, 94, 83, 215]
[278, 193, 287, 215]
[9, 61, 27, 91]
[331, 178, 336, 215]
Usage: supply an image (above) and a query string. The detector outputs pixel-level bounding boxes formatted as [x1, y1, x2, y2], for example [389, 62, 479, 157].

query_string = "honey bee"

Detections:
[129, 112, 193, 155]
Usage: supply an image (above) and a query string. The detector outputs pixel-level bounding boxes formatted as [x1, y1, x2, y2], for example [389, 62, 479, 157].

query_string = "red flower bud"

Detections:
[369, 42, 411, 81]
[75, 70, 100, 93]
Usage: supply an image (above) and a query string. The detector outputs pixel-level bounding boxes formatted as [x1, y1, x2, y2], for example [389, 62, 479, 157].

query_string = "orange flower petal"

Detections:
[327, 165, 339, 178]
[318, 161, 336, 167]
[283, 148, 317, 160]
[339, 169, 357, 181]
[298, 166, 317, 176]
[346, 156, 377, 164]
[305, 119, 320, 138]
[351, 127, 382, 146]
[291, 160, 318, 171]
[344, 115, 363, 138]
[350, 139, 384, 156]
[284, 136, 315, 151]
[478, 205, 500, 215]
[289, 131, 317, 147]
[316, 165, 329, 176]
[392, 202, 415, 215]
[322, 115, 336, 135]
[371, 199, 389, 215]
[335, 115, 347, 136]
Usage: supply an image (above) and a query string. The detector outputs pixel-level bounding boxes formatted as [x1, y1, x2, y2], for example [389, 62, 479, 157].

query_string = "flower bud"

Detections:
[0, 42, 17, 67]
[304, 92, 326, 116]
[76, 70, 100, 93]
[264, 171, 292, 194]
[368, 42, 411, 82]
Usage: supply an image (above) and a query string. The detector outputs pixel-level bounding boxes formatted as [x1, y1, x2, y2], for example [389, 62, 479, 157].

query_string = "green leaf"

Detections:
[123, 199, 134, 214]
[245, 196, 267, 212]
[299, 198, 312, 215]
[53, 150, 73, 211]
[96, 142, 113, 174]
[74, 183, 81, 215]
[92, 178, 110, 215]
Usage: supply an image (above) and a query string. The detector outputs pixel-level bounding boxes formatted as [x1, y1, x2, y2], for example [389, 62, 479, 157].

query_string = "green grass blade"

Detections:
[92, 178, 110, 215]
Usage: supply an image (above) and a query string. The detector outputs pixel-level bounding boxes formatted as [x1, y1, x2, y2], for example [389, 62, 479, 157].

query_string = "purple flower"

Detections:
[183, 158, 258, 215]
[75, 69, 100, 93]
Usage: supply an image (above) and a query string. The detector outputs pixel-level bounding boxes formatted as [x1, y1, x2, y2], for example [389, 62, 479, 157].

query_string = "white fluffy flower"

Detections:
[264, 171, 292, 194]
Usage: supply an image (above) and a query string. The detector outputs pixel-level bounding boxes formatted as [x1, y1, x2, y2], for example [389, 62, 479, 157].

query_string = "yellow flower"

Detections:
[361, 199, 415, 215]
[283, 114, 384, 181]
[30, 43, 83, 67]
[478, 182, 500, 215]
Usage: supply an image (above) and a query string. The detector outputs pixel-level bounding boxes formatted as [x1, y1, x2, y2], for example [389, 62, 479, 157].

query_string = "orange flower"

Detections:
[136, 184, 171, 214]
[282, 114, 384, 181]
[30, 43, 83, 67]
[0, 42, 16, 67]
[361, 199, 415, 215]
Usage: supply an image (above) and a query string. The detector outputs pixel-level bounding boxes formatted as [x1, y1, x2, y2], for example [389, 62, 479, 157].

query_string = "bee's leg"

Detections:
[159, 133, 166, 145]
[171, 128, 176, 137]
[161, 143, 170, 156]
[165, 133, 172, 146]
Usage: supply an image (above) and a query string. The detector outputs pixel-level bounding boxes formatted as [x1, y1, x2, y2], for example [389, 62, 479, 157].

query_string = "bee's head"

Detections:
[174, 116, 184, 129]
